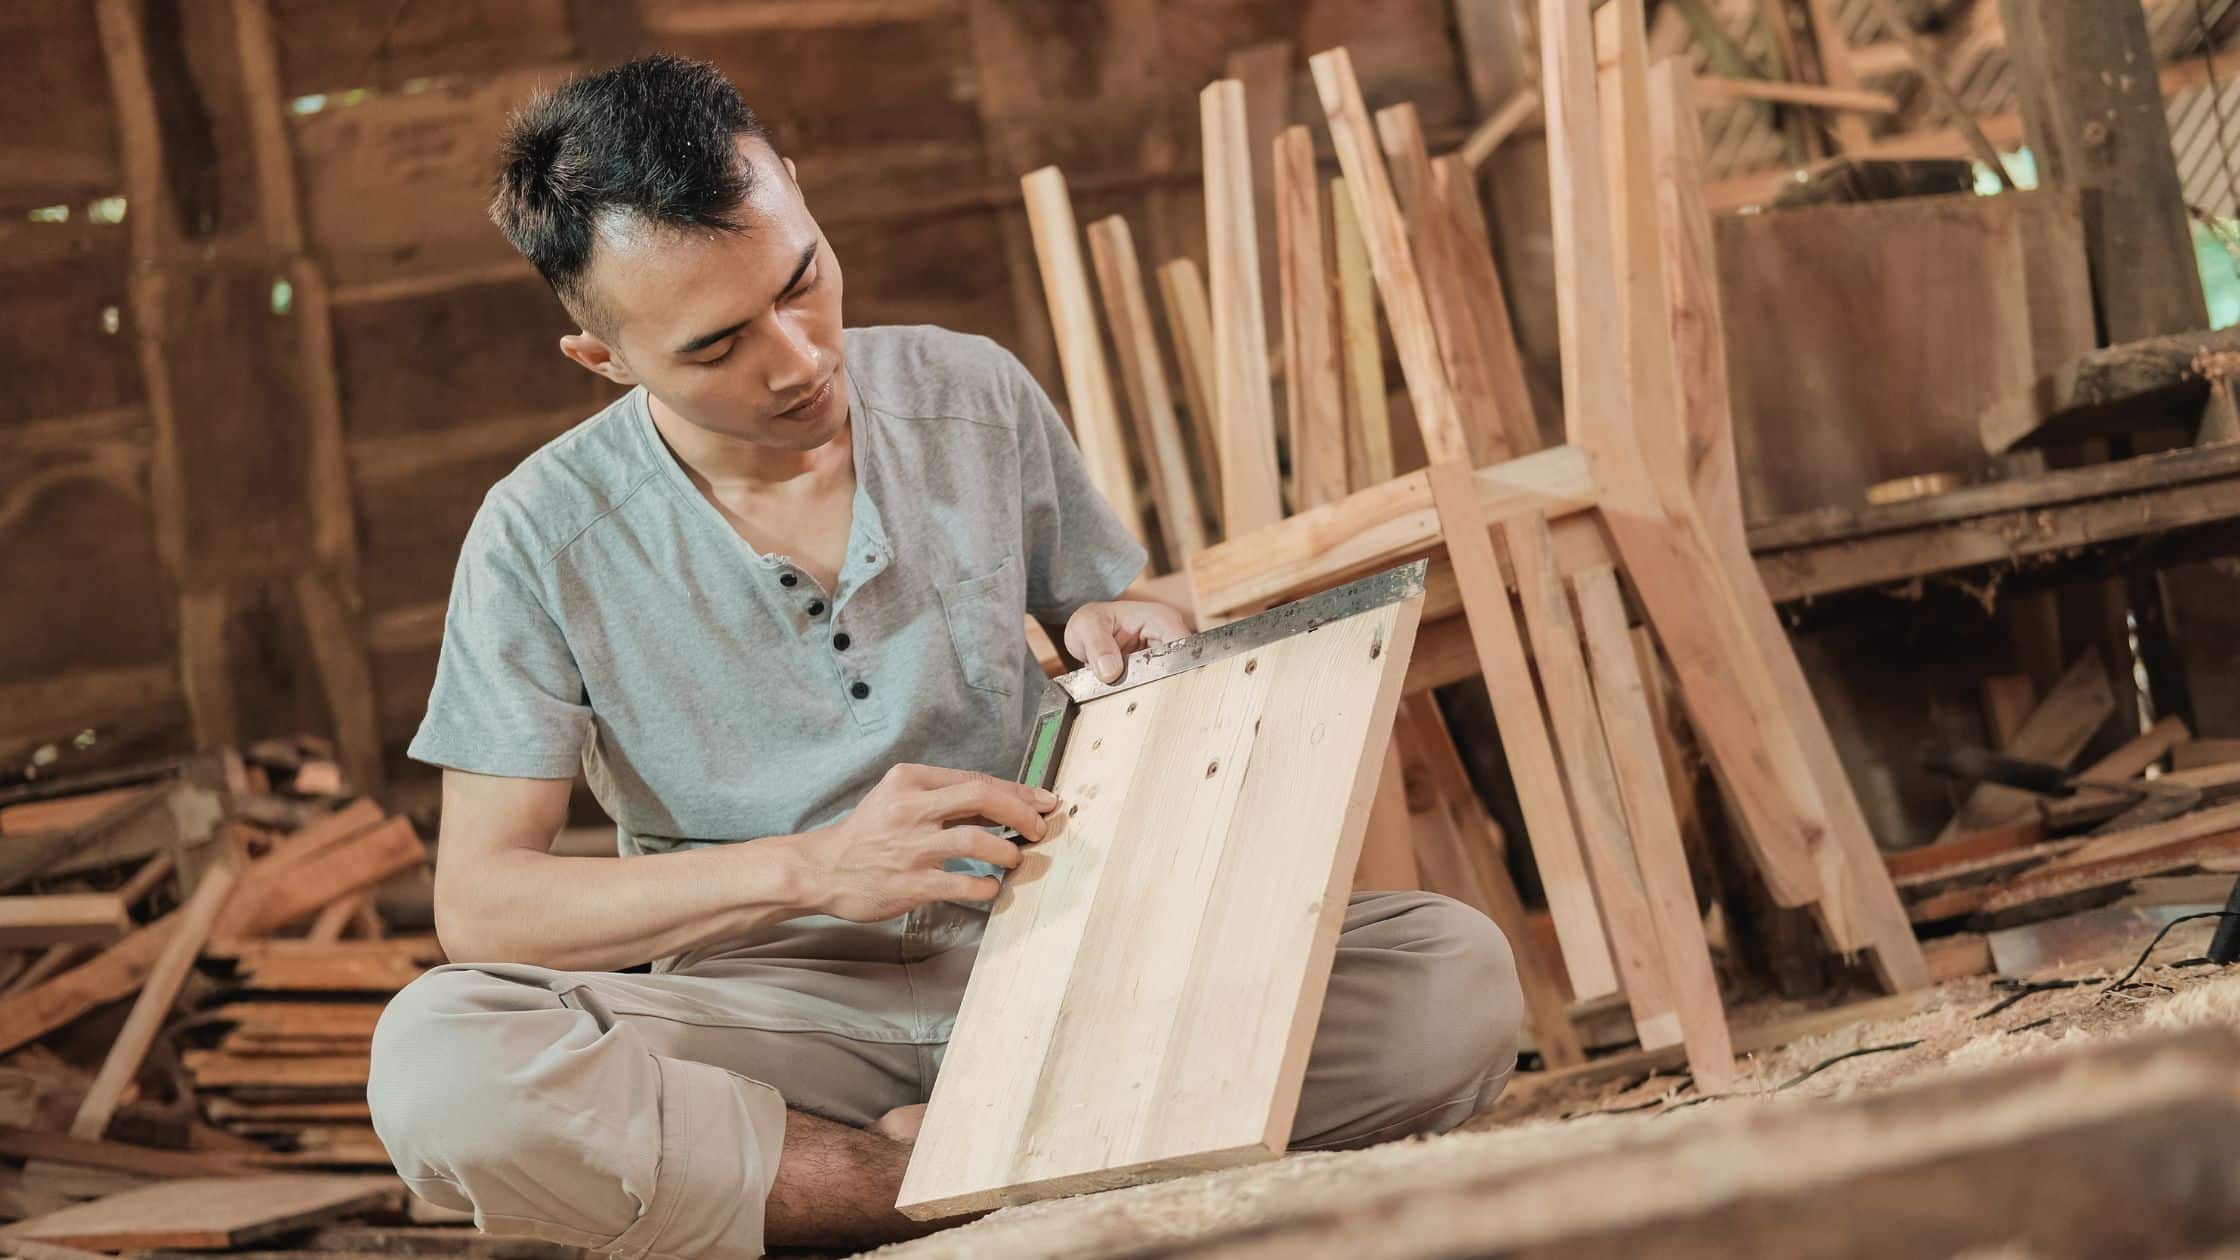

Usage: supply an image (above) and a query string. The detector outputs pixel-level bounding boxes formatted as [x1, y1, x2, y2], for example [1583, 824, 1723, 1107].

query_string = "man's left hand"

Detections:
[1064, 600, 1194, 684]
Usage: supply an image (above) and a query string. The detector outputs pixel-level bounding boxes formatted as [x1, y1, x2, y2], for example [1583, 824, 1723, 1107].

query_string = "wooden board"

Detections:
[0, 895, 129, 948]
[897, 577, 1424, 1218]
[1935, 654, 2115, 844]
[1272, 126, 1347, 512]
[1, 1173, 397, 1250]
[1086, 216, 1207, 563]
[1327, 175, 1393, 490]
[1201, 80, 1285, 536]
[1019, 166, 1145, 540]
[71, 863, 237, 1138]
[1155, 258, 1224, 533]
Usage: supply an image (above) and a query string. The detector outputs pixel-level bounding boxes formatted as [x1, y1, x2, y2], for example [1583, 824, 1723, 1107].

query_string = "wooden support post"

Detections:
[1087, 217, 1210, 561]
[1500, 513, 1680, 1048]
[1201, 81, 1286, 535]
[1375, 102, 1533, 462]
[1394, 696, 1586, 1069]
[1573, 564, 1736, 1090]
[1328, 177, 1393, 490]
[1309, 48, 1472, 468]
[1272, 127, 1349, 512]
[1019, 167, 1147, 540]
[1424, 460, 1619, 1000]
[70, 863, 238, 1138]
[1155, 258, 1225, 533]
[2000, 2, 2210, 345]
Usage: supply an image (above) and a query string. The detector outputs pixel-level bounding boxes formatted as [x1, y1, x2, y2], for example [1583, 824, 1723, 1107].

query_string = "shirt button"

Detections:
[807, 599, 826, 616]
[850, 681, 871, 699]
[833, 632, 852, 651]
[778, 572, 798, 588]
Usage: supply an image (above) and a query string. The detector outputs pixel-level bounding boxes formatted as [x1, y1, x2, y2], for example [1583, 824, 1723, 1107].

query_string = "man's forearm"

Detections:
[436, 836, 820, 972]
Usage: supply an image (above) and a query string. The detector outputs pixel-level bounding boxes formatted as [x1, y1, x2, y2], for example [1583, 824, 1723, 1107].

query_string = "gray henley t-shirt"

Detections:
[407, 325, 1148, 857]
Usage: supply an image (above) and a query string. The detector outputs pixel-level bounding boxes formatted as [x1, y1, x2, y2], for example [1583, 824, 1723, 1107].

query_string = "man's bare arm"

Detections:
[431, 763, 1058, 972]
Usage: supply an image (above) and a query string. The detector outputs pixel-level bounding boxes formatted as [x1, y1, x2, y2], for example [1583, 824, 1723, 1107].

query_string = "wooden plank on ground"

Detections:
[1201, 80, 1286, 536]
[183, 1051, 372, 1089]
[2174, 739, 2240, 771]
[896, 574, 1424, 1218]
[0, 788, 148, 837]
[1, 1173, 398, 1250]
[0, 917, 175, 1057]
[71, 863, 238, 1139]
[1936, 654, 2115, 844]
[1423, 462, 1618, 1001]
[0, 1124, 256, 1180]
[1309, 47, 1469, 467]
[1087, 216, 1208, 562]
[1572, 562, 1737, 1091]
[1273, 126, 1348, 512]
[0, 895, 129, 948]
[227, 938, 443, 991]
[1497, 513, 1675, 1043]
[1328, 175, 1393, 490]
[1020, 166, 1146, 542]
[215, 811, 423, 942]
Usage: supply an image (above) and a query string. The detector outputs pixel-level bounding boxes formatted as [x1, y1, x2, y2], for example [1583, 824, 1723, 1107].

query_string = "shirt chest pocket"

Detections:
[936, 559, 1025, 697]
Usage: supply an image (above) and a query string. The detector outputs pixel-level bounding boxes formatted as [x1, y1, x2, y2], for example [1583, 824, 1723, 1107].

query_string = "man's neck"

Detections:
[646, 391, 852, 494]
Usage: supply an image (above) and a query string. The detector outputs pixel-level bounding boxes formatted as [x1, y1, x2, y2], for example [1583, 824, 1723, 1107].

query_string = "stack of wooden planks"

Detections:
[0, 740, 444, 1243]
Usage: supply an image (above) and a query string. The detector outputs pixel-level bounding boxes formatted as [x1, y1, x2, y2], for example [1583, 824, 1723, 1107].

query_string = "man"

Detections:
[368, 54, 1522, 1259]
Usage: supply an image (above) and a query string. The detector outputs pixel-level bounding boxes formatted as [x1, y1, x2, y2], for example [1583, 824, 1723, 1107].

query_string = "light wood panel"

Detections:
[1087, 216, 1208, 563]
[1020, 166, 1146, 539]
[3, 1174, 397, 1250]
[1273, 126, 1348, 512]
[898, 579, 1424, 1218]
[1423, 461, 1617, 1001]
[1201, 80, 1285, 536]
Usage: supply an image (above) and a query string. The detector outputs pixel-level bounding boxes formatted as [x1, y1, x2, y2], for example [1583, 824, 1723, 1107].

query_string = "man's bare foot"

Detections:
[873, 1103, 927, 1146]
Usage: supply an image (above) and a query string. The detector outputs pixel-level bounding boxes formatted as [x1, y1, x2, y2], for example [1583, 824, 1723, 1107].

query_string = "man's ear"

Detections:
[782, 155, 798, 183]
[560, 330, 638, 386]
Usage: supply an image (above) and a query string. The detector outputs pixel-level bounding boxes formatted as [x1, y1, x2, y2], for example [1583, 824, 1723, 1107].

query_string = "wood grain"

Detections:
[0, 895, 129, 949]
[1155, 258, 1225, 534]
[898, 580, 1423, 1217]
[1272, 127, 1348, 512]
[2, 1174, 397, 1250]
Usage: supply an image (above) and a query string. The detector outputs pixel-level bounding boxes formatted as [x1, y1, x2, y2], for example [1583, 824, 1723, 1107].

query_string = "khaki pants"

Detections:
[368, 890, 1521, 1260]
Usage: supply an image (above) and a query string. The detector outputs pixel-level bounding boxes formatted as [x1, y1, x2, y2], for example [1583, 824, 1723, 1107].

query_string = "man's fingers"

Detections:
[1066, 605, 1126, 684]
[927, 779, 1052, 840]
[926, 871, 1003, 904]
[942, 826, 1025, 870]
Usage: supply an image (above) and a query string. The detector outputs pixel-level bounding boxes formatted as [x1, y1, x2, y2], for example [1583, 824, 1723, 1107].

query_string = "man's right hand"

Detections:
[787, 764, 1056, 922]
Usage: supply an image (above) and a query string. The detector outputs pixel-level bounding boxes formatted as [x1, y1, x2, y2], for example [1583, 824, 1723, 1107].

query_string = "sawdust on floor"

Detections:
[867, 920, 2237, 1260]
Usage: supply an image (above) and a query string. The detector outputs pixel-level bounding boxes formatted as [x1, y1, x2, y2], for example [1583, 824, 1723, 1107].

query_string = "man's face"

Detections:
[570, 139, 849, 451]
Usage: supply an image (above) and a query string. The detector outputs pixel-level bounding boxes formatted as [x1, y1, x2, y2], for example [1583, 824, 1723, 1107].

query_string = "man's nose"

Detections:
[767, 314, 822, 394]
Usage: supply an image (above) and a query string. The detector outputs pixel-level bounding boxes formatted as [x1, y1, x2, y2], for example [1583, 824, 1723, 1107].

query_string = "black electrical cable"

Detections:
[2099, 911, 2240, 999]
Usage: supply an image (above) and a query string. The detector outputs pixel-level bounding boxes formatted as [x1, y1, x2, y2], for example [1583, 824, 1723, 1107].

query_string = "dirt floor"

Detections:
[869, 918, 2240, 1260]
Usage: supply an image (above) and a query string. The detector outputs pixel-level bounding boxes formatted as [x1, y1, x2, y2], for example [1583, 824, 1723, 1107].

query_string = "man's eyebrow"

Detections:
[673, 242, 820, 355]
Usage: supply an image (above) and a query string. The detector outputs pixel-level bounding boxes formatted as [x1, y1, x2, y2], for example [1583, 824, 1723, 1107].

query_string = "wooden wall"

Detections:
[0, 0, 1483, 793]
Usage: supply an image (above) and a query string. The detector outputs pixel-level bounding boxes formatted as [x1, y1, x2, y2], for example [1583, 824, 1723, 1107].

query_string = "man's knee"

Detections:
[368, 967, 549, 1177]
[1381, 893, 1524, 1098]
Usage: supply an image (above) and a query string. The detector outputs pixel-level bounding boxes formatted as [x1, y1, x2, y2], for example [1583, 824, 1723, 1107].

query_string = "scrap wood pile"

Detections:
[1889, 656, 2240, 983]
[0, 738, 469, 1251]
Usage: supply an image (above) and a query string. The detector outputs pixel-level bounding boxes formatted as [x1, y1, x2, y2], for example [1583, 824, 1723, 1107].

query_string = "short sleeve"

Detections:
[406, 505, 592, 779]
[1012, 362, 1149, 622]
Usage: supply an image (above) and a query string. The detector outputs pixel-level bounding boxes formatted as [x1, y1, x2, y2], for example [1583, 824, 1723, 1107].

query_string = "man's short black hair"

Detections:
[492, 54, 773, 334]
